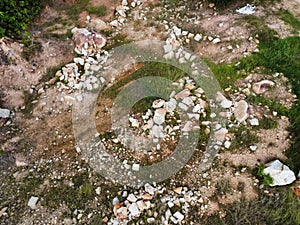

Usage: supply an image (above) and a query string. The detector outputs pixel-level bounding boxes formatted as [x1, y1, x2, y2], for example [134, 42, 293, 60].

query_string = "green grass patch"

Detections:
[238, 36, 300, 172]
[204, 59, 244, 90]
[277, 9, 300, 33]
[247, 95, 289, 116]
[104, 62, 186, 98]
[87, 5, 106, 17]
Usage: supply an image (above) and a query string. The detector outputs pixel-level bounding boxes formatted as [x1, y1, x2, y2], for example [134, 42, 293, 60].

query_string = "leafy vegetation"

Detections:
[257, 164, 274, 186]
[0, 0, 42, 38]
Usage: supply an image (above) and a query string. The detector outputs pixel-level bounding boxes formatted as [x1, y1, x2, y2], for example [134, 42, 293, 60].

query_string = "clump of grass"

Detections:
[204, 59, 245, 90]
[259, 116, 278, 130]
[87, 5, 106, 17]
[104, 62, 186, 98]
[277, 9, 300, 33]
[247, 95, 289, 116]
[216, 179, 232, 195]
[206, 189, 300, 225]
[103, 33, 132, 51]
[22, 91, 40, 115]
[229, 126, 260, 150]
[21, 32, 42, 60]
[241, 15, 279, 43]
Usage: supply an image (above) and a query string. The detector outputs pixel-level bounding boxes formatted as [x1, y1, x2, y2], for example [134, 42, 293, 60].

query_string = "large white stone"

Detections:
[252, 80, 275, 94]
[263, 160, 296, 186]
[234, 100, 249, 122]
[153, 108, 166, 125]
[0, 108, 11, 118]
[128, 203, 140, 217]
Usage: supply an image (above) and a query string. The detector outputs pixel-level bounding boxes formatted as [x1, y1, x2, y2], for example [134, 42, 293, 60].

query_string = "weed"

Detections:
[229, 126, 260, 150]
[206, 188, 300, 225]
[216, 179, 232, 195]
[259, 116, 278, 129]
[103, 33, 132, 51]
[277, 9, 300, 33]
[22, 91, 40, 115]
[21, 32, 42, 60]
[257, 164, 273, 186]
[240, 15, 279, 43]
[39, 63, 65, 83]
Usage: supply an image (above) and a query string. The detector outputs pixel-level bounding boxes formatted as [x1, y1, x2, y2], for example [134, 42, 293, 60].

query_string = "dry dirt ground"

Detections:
[0, 0, 299, 224]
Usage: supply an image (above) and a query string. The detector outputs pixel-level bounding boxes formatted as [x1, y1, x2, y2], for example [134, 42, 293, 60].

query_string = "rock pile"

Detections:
[108, 183, 209, 224]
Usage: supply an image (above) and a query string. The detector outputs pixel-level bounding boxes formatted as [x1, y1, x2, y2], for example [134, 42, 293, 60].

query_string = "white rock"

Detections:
[112, 197, 119, 205]
[129, 118, 139, 128]
[173, 26, 182, 36]
[74, 57, 85, 65]
[182, 97, 194, 106]
[252, 80, 275, 94]
[173, 211, 184, 221]
[212, 38, 221, 44]
[249, 118, 259, 126]
[182, 121, 194, 132]
[194, 33, 202, 42]
[163, 44, 173, 53]
[214, 128, 228, 141]
[127, 193, 138, 203]
[122, 0, 128, 6]
[28, 196, 39, 209]
[234, 100, 249, 123]
[151, 125, 164, 138]
[128, 203, 140, 217]
[165, 98, 177, 112]
[250, 145, 257, 151]
[263, 160, 296, 186]
[220, 99, 232, 108]
[178, 103, 189, 111]
[152, 99, 165, 108]
[153, 108, 166, 125]
[224, 140, 231, 149]
[144, 183, 155, 195]
[95, 187, 101, 195]
[175, 89, 190, 99]
[0, 108, 11, 118]
[110, 20, 119, 27]
[132, 163, 140, 171]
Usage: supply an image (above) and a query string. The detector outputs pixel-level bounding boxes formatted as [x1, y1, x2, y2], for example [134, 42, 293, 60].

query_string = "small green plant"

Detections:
[87, 5, 106, 17]
[257, 164, 273, 186]
[21, 32, 42, 60]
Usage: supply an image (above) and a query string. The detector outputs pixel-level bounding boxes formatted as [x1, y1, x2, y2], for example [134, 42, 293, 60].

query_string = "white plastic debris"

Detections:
[236, 4, 256, 15]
